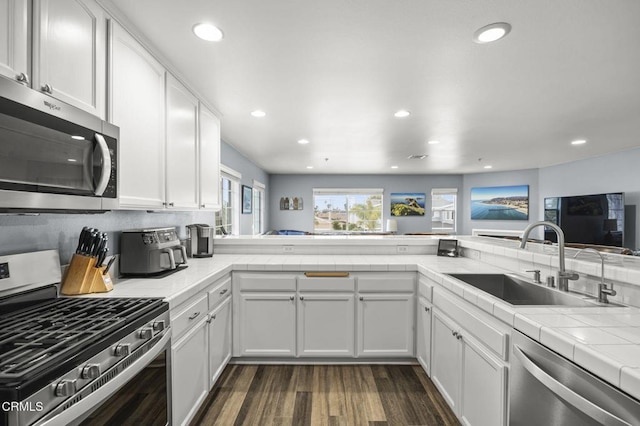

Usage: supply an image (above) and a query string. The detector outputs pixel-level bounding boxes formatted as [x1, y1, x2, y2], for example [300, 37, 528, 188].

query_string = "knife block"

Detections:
[61, 254, 114, 295]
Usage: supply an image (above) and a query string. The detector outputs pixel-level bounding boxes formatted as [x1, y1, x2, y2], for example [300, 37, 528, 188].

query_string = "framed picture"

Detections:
[390, 193, 426, 216]
[470, 185, 529, 220]
[242, 185, 252, 214]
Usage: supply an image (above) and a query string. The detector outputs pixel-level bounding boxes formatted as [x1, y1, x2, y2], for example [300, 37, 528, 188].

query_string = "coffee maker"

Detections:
[186, 224, 215, 257]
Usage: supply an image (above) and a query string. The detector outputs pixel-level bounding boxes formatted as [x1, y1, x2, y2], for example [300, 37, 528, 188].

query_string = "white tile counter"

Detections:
[82, 253, 640, 400]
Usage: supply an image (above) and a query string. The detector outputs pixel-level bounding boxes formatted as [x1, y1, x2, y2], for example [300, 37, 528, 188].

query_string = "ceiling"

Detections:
[107, 0, 640, 175]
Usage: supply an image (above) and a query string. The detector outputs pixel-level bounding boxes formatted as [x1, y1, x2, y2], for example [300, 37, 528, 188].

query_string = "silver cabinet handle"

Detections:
[300, 296, 304, 300]
[16, 72, 29, 85]
[93, 134, 112, 196]
[513, 345, 631, 426]
[219, 289, 228, 295]
[456, 333, 462, 340]
[289, 296, 294, 301]
[425, 306, 430, 312]
[201, 204, 206, 208]
[168, 202, 174, 207]
[359, 296, 364, 301]
[188, 311, 200, 320]
[452, 331, 458, 337]
[41, 83, 53, 93]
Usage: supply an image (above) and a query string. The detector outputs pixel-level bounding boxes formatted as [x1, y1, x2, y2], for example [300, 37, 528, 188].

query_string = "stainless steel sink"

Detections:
[446, 273, 622, 307]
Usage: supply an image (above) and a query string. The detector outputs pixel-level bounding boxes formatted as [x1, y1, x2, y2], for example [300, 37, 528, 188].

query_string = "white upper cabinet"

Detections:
[165, 74, 199, 210]
[110, 21, 166, 209]
[33, 0, 106, 118]
[198, 104, 221, 210]
[0, 0, 28, 83]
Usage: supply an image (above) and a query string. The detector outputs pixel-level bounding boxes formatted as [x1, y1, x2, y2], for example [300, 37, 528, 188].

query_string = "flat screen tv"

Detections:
[544, 192, 624, 247]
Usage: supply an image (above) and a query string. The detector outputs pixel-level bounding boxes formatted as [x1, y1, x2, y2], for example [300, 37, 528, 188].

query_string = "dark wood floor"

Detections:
[190, 364, 459, 426]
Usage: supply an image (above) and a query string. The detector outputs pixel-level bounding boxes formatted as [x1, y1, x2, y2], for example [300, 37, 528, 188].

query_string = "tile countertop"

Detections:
[83, 254, 640, 401]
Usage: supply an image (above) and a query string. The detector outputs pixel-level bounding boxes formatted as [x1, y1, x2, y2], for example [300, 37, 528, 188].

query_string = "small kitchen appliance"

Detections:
[186, 224, 214, 258]
[119, 227, 187, 276]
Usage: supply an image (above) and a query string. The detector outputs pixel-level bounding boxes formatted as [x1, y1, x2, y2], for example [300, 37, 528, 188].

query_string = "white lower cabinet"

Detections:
[431, 309, 507, 426]
[416, 297, 432, 375]
[298, 293, 355, 357]
[171, 316, 209, 426]
[208, 296, 232, 388]
[238, 292, 296, 356]
[357, 293, 415, 357]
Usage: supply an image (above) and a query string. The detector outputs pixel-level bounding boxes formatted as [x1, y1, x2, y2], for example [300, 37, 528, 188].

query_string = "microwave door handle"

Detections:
[93, 134, 111, 196]
[513, 344, 631, 426]
[160, 248, 176, 270]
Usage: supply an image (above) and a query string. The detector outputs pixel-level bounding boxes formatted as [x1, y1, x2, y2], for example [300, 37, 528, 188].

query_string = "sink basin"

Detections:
[446, 273, 622, 307]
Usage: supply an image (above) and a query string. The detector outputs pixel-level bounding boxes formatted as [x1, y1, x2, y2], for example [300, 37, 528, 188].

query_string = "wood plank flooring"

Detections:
[190, 365, 459, 426]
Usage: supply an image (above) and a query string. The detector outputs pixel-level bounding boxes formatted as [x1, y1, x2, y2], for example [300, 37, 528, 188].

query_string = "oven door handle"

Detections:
[36, 331, 171, 426]
[93, 133, 111, 196]
[513, 344, 631, 426]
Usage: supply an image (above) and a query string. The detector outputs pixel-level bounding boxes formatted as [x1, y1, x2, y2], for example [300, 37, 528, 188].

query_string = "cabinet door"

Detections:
[171, 318, 209, 426]
[110, 22, 166, 209]
[297, 293, 355, 357]
[0, 0, 28, 82]
[165, 74, 198, 210]
[33, 0, 106, 118]
[416, 297, 432, 375]
[431, 309, 461, 415]
[460, 334, 507, 426]
[199, 104, 221, 210]
[357, 293, 414, 357]
[208, 297, 232, 389]
[239, 293, 296, 356]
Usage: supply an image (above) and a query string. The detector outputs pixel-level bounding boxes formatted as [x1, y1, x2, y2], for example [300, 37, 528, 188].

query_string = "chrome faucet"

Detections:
[573, 248, 617, 304]
[519, 221, 578, 291]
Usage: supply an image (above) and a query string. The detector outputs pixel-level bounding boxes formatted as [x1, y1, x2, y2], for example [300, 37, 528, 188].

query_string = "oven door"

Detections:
[37, 332, 171, 426]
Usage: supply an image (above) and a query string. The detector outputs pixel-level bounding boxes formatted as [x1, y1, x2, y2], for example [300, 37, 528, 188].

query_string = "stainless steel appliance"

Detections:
[0, 76, 118, 212]
[186, 224, 214, 258]
[0, 250, 171, 426]
[120, 228, 187, 276]
[510, 330, 640, 425]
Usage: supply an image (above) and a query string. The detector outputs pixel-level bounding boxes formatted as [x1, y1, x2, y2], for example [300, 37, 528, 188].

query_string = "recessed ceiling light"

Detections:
[427, 140, 440, 145]
[67, 158, 77, 162]
[484, 165, 493, 169]
[571, 139, 587, 145]
[298, 139, 310, 145]
[193, 23, 224, 42]
[71, 135, 85, 140]
[394, 110, 411, 118]
[306, 166, 314, 169]
[391, 165, 399, 169]
[407, 154, 428, 160]
[473, 22, 512, 44]
[251, 110, 266, 118]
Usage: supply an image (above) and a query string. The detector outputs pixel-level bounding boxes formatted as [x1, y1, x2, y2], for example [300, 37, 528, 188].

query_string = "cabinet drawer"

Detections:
[357, 273, 415, 292]
[172, 294, 208, 341]
[433, 287, 509, 359]
[235, 272, 296, 291]
[418, 276, 434, 301]
[298, 277, 355, 292]
[208, 276, 231, 308]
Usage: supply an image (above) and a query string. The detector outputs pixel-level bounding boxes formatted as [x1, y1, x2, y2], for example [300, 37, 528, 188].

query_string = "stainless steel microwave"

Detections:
[0, 76, 118, 212]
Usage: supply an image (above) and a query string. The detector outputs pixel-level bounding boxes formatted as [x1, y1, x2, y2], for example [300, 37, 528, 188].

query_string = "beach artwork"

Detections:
[390, 193, 426, 216]
[470, 185, 529, 220]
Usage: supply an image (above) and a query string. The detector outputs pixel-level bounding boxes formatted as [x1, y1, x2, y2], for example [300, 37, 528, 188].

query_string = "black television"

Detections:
[544, 192, 624, 247]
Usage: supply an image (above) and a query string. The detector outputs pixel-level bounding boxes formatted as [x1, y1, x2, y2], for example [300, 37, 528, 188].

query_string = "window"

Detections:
[431, 188, 457, 232]
[313, 188, 383, 233]
[215, 166, 241, 236]
[252, 180, 266, 235]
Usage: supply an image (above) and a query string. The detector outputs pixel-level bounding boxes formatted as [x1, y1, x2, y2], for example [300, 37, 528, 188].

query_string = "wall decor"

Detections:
[390, 193, 426, 216]
[280, 197, 303, 210]
[242, 185, 252, 214]
[470, 185, 529, 220]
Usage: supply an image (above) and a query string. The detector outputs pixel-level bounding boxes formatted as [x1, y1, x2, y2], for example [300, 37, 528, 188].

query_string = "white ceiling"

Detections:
[107, 0, 640, 175]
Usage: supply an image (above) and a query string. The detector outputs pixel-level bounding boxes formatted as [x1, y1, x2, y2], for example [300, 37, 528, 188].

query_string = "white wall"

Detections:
[269, 174, 463, 234]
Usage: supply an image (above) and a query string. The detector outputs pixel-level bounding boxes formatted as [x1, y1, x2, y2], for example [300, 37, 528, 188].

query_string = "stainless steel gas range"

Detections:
[0, 250, 171, 426]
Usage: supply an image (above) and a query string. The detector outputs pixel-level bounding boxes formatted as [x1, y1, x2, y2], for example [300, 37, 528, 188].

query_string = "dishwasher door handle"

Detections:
[513, 344, 632, 426]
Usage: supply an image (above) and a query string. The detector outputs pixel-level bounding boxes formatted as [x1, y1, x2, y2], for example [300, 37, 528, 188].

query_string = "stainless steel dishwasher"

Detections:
[510, 330, 640, 426]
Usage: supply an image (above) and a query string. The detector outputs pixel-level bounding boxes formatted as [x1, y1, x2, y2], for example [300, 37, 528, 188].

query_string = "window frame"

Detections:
[312, 188, 384, 233]
[216, 165, 241, 236]
[431, 188, 458, 233]
[252, 180, 266, 235]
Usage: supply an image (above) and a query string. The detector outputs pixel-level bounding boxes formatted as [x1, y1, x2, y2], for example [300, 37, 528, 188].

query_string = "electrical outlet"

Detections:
[283, 246, 294, 253]
[397, 245, 409, 253]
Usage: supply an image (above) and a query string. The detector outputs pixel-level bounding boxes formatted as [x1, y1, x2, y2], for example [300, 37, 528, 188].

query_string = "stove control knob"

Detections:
[54, 379, 76, 397]
[138, 327, 153, 340]
[81, 364, 101, 380]
[114, 343, 131, 357]
[152, 320, 166, 332]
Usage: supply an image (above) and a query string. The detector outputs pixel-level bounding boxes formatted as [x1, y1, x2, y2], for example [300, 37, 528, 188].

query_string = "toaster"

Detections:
[120, 227, 187, 276]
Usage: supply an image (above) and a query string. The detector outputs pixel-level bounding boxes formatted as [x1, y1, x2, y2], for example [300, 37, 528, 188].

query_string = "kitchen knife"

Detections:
[103, 255, 117, 275]
[96, 247, 109, 267]
[76, 226, 89, 254]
